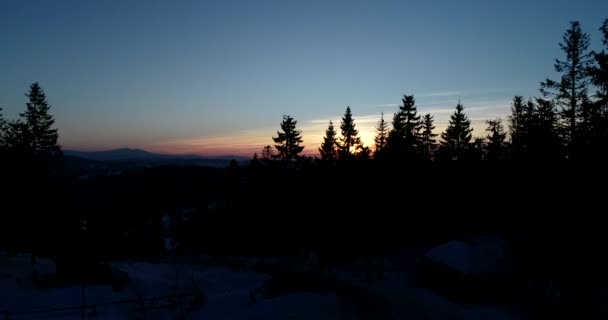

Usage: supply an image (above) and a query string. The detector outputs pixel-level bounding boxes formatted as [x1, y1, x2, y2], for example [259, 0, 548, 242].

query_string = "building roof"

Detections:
[424, 238, 507, 275]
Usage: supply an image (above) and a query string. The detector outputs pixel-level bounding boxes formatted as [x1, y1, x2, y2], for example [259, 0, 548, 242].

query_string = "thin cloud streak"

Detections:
[366, 103, 400, 109]
[418, 91, 463, 98]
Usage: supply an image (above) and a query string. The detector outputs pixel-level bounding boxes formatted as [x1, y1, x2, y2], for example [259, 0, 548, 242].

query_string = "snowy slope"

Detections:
[328, 265, 520, 320]
[0, 258, 351, 320]
[1, 254, 521, 320]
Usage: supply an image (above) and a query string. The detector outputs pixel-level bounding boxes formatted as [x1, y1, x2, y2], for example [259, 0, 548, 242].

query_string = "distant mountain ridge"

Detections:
[64, 148, 248, 162]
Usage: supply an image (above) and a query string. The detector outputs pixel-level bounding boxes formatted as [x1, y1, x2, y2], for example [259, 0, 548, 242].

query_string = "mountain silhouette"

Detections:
[63, 148, 248, 162]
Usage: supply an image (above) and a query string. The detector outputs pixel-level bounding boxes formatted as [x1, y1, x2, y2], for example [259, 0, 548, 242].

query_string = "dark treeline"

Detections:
[0, 20, 605, 255]
[0, 18, 608, 318]
[260, 21, 608, 162]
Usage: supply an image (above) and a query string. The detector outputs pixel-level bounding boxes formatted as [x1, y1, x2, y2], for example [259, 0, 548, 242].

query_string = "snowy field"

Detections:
[0, 255, 354, 320]
[0, 254, 520, 320]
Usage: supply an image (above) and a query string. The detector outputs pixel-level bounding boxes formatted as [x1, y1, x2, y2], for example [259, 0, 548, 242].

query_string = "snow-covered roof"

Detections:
[424, 239, 507, 275]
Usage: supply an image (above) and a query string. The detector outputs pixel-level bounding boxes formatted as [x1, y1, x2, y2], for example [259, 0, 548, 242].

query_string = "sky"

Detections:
[1, 0, 608, 156]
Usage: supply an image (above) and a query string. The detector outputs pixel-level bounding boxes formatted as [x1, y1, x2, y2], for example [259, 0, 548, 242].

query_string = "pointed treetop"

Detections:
[319, 120, 338, 160]
[20, 82, 61, 158]
[374, 112, 389, 155]
[440, 101, 473, 159]
[337, 106, 364, 160]
[420, 113, 438, 159]
[272, 115, 304, 161]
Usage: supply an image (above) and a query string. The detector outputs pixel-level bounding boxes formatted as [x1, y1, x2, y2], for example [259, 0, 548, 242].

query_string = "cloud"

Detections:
[148, 127, 275, 156]
[363, 89, 510, 111]
[368, 103, 400, 108]
[418, 87, 514, 99]
[309, 119, 335, 124]
[418, 91, 463, 98]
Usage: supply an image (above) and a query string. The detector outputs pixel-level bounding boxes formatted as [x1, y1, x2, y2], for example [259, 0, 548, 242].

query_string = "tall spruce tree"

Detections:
[401, 95, 422, 149]
[440, 101, 473, 160]
[273, 115, 304, 161]
[387, 95, 421, 159]
[319, 120, 338, 160]
[20, 82, 61, 159]
[540, 21, 594, 158]
[373, 113, 389, 159]
[419, 113, 437, 160]
[337, 106, 364, 160]
[7, 84, 64, 258]
[509, 96, 527, 155]
[485, 118, 507, 160]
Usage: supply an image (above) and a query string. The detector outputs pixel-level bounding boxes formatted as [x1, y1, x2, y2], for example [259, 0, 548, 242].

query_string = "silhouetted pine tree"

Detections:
[20, 82, 62, 161]
[387, 95, 421, 160]
[485, 118, 507, 160]
[319, 120, 338, 161]
[439, 102, 473, 160]
[337, 106, 364, 160]
[524, 98, 537, 128]
[373, 113, 389, 159]
[401, 95, 422, 149]
[509, 96, 528, 156]
[5, 83, 64, 258]
[261, 145, 274, 162]
[272, 115, 304, 161]
[540, 21, 593, 159]
[419, 113, 437, 160]
[528, 98, 563, 160]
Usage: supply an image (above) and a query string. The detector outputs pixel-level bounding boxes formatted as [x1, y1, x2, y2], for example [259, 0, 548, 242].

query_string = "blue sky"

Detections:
[1, 0, 607, 155]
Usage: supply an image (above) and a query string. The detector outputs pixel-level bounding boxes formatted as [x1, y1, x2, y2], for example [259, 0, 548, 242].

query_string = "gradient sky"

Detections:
[1, 0, 607, 156]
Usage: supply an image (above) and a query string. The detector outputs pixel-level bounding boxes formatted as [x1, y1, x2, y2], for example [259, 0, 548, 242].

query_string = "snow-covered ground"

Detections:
[0, 256, 352, 320]
[0, 253, 520, 320]
[329, 268, 520, 320]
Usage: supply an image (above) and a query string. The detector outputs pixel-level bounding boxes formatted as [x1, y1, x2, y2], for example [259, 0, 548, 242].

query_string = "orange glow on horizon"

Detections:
[144, 116, 380, 157]
[63, 111, 497, 158]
